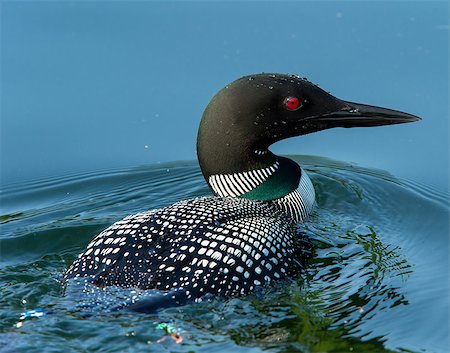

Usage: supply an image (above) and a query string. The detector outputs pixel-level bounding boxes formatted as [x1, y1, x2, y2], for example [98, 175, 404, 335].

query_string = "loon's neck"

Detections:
[197, 143, 301, 201]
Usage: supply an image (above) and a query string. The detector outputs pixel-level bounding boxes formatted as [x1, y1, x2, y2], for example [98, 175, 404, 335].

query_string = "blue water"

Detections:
[1, 1, 448, 190]
[0, 157, 448, 352]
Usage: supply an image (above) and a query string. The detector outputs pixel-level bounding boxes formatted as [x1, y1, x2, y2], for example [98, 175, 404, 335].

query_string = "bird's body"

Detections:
[65, 168, 315, 298]
[66, 197, 301, 298]
[65, 73, 419, 310]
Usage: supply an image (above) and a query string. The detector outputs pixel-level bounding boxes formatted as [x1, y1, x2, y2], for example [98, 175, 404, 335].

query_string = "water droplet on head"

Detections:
[269, 86, 273, 90]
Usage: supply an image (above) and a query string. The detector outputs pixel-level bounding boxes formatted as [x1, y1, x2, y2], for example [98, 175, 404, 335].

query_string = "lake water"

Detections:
[0, 156, 448, 352]
[1, 1, 449, 352]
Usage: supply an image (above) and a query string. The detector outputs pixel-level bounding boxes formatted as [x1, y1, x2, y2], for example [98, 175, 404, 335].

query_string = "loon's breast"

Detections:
[65, 182, 314, 300]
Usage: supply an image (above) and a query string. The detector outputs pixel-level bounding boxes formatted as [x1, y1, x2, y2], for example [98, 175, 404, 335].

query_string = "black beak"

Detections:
[313, 100, 421, 128]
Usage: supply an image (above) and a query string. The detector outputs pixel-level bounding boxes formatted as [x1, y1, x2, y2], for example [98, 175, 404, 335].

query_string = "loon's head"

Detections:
[197, 73, 420, 199]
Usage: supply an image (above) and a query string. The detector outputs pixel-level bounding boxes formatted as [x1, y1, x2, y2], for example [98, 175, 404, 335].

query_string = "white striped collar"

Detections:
[208, 161, 280, 197]
[271, 170, 315, 222]
[254, 149, 268, 156]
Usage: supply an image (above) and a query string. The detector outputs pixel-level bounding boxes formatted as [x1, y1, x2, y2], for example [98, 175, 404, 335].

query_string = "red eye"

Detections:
[284, 97, 301, 111]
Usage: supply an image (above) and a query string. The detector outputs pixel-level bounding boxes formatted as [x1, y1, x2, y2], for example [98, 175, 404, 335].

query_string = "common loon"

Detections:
[65, 73, 419, 311]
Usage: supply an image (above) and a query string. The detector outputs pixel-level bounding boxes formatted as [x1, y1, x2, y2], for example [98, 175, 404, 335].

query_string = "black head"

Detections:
[197, 73, 420, 177]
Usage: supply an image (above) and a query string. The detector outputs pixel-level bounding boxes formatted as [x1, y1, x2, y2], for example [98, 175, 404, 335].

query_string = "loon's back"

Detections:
[65, 197, 304, 299]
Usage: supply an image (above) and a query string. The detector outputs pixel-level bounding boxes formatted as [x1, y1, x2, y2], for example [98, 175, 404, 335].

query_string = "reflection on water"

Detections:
[0, 156, 448, 353]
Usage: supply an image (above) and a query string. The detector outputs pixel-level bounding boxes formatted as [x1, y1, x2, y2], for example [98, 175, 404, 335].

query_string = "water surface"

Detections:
[0, 156, 448, 352]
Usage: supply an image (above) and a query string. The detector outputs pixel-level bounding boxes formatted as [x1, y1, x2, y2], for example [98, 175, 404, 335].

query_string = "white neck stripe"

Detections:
[209, 161, 279, 197]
